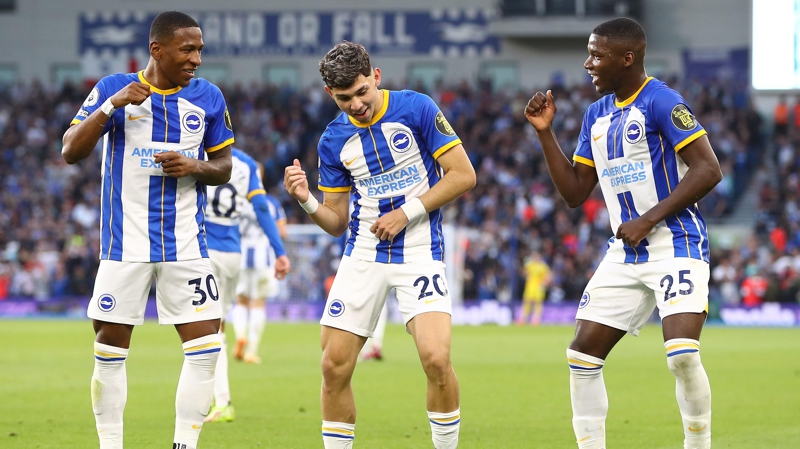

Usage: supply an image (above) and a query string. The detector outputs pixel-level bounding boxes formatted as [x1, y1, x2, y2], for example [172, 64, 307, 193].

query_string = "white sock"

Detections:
[213, 332, 231, 406]
[372, 303, 388, 350]
[247, 306, 266, 355]
[665, 339, 712, 449]
[567, 348, 607, 449]
[92, 342, 129, 449]
[428, 408, 460, 449]
[174, 334, 221, 449]
[231, 304, 249, 341]
[322, 420, 355, 448]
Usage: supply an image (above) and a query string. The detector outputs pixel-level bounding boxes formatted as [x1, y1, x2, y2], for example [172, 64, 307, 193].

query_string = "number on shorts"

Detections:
[414, 274, 448, 300]
[660, 269, 694, 302]
[189, 274, 219, 306]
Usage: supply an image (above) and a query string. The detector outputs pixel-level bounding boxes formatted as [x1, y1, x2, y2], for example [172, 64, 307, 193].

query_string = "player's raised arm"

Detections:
[284, 159, 350, 237]
[525, 90, 598, 208]
[62, 82, 151, 164]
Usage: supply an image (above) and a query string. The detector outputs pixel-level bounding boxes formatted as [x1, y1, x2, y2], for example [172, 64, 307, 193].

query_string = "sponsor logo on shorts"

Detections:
[98, 294, 116, 312]
[328, 299, 345, 317]
[579, 292, 590, 309]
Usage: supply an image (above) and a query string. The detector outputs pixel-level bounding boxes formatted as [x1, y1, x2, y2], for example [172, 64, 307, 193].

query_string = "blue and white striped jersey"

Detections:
[573, 77, 710, 264]
[318, 89, 461, 264]
[239, 195, 286, 270]
[206, 148, 265, 253]
[72, 71, 234, 262]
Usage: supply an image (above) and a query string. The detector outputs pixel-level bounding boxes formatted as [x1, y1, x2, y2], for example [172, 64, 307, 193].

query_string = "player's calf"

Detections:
[665, 339, 711, 449]
[566, 348, 607, 449]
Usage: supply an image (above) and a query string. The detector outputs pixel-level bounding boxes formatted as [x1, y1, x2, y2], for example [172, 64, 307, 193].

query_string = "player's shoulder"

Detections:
[393, 89, 436, 108]
[320, 113, 355, 148]
[187, 77, 223, 95]
[231, 147, 258, 168]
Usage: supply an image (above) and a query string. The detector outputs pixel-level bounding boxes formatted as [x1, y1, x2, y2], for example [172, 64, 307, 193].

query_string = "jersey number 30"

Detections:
[189, 275, 219, 306]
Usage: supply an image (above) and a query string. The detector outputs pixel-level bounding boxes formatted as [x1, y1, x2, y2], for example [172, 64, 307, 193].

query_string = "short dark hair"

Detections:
[592, 17, 646, 46]
[319, 41, 372, 89]
[149, 11, 200, 43]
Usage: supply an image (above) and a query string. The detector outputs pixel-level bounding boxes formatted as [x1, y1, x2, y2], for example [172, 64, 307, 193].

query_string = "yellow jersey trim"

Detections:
[138, 71, 182, 95]
[674, 129, 707, 152]
[348, 90, 390, 128]
[318, 185, 351, 193]
[247, 189, 266, 200]
[432, 139, 462, 160]
[573, 155, 595, 167]
[206, 137, 234, 153]
[70, 118, 82, 126]
[615, 76, 654, 108]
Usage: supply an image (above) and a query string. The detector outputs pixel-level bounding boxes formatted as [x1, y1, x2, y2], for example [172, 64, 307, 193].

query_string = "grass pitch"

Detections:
[1, 320, 799, 448]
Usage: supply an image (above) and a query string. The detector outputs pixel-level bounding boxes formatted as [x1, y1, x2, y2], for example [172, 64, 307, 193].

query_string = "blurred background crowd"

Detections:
[1, 74, 793, 314]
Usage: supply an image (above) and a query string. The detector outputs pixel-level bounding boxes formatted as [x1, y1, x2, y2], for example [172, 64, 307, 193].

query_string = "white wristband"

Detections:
[299, 194, 319, 214]
[100, 98, 116, 117]
[400, 198, 427, 222]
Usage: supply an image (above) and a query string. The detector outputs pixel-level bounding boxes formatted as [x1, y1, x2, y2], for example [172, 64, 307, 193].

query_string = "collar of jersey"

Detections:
[138, 71, 182, 95]
[614, 76, 653, 108]
[348, 89, 389, 128]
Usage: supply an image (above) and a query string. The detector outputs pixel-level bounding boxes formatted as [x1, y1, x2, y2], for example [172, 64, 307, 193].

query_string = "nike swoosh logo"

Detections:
[128, 113, 147, 121]
[195, 304, 211, 313]
[425, 298, 441, 305]
[669, 297, 686, 306]
[688, 424, 707, 432]
[192, 424, 203, 430]
[344, 157, 359, 166]
[592, 133, 605, 141]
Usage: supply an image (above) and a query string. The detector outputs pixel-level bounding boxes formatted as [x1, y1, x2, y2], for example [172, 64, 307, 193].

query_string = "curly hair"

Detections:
[319, 41, 372, 89]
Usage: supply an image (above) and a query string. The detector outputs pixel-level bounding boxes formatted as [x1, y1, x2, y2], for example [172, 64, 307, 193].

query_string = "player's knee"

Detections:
[665, 339, 702, 378]
[420, 349, 452, 382]
[320, 353, 356, 384]
[666, 350, 702, 378]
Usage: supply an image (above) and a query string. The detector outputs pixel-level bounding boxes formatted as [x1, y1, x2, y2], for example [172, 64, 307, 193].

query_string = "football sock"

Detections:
[567, 348, 607, 449]
[247, 306, 266, 355]
[212, 332, 231, 406]
[665, 339, 711, 449]
[428, 408, 460, 449]
[231, 304, 248, 341]
[174, 334, 221, 449]
[91, 342, 129, 449]
[321, 421, 355, 448]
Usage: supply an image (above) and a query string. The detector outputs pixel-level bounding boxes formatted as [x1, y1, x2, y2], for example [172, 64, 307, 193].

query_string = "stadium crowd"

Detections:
[0, 75, 773, 310]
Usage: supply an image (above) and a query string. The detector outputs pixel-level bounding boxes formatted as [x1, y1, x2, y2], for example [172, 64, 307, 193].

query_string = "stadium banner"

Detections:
[79, 9, 500, 79]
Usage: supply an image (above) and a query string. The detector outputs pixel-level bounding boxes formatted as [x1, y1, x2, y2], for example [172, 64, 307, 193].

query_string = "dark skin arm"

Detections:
[154, 145, 232, 186]
[615, 135, 722, 247]
[525, 90, 599, 207]
[62, 82, 152, 164]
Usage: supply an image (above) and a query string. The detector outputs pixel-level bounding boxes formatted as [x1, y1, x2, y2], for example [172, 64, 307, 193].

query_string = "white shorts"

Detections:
[236, 267, 279, 299]
[88, 259, 222, 325]
[321, 256, 451, 337]
[209, 250, 242, 317]
[576, 258, 709, 336]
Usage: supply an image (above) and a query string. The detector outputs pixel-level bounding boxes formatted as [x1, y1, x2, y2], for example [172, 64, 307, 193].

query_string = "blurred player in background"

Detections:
[284, 41, 476, 449]
[525, 17, 720, 449]
[358, 301, 387, 361]
[61, 11, 233, 449]
[517, 251, 551, 326]
[204, 149, 290, 423]
[231, 183, 289, 365]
